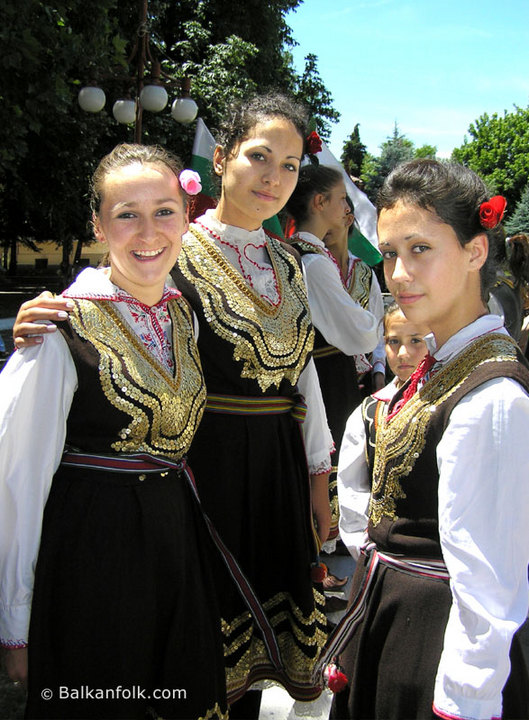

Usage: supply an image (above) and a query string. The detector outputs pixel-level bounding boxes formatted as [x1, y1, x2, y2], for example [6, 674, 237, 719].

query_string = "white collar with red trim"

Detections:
[62, 267, 180, 308]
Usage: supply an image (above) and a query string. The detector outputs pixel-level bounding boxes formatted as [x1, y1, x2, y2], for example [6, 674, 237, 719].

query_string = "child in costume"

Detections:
[337, 303, 429, 560]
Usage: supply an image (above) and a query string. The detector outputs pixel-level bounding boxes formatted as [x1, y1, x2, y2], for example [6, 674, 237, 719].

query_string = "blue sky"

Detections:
[286, 0, 529, 160]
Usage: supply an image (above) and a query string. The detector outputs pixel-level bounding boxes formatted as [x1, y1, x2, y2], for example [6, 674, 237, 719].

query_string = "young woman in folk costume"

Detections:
[286, 164, 381, 546]
[12, 93, 334, 718]
[322, 159, 529, 720]
[337, 303, 430, 561]
[0, 144, 230, 720]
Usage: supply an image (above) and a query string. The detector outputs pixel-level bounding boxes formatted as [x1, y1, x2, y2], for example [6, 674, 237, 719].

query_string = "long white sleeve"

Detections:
[297, 358, 333, 475]
[433, 377, 529, 720]
[0, 334, 77, 647]
[367, 272, 386, 374]
[302, 253, 380, 355]
[336, 405, 370, 560]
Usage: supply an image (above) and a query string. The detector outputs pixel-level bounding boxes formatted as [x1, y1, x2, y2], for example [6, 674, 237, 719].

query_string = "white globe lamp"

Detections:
[78, 86, 106, 113]
[139, 84, 168, 112]
[171, 96, 198, 125]
[112, 99, 137, 124]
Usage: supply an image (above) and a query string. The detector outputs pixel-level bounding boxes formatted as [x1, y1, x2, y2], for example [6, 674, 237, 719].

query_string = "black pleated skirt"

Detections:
[331, 553, 529, 720]
[25, 463, 228, 720]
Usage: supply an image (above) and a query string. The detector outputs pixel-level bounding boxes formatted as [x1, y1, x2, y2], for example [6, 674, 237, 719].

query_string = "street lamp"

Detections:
[77, 0, 198, 141]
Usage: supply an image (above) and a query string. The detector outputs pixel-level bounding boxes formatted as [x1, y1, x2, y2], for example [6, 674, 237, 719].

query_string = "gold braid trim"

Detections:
[347, 258, 372, 309]
[199, 703, 229, 720]
[369, 333, 519, 527]
[179, 227, 314, 391]
[69, 299, 205, 458]
[289, 238, 328, 259]
[221, 588, 327, 695]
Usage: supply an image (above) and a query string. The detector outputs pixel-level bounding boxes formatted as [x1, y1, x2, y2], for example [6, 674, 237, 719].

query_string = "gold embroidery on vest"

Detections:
[179, 227, 314, 391]
[369, 334, 519, 527]
[70, 299, 205, 458]
[348, 259, 372, 309]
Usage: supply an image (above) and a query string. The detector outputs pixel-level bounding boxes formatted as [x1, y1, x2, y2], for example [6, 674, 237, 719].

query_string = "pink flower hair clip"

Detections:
[179, 169, 202, 196]
[479, 195, 507, 229]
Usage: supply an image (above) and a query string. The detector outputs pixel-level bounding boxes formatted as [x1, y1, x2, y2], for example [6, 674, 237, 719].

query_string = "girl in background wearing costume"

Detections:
[286, 164, 380, 547]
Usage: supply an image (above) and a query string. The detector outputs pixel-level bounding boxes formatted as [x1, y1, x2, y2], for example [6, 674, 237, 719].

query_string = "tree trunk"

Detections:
[7, 237, 17, 275]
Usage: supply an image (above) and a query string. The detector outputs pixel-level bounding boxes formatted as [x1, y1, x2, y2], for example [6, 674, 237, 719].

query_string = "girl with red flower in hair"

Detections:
[322, 159, 529, 720]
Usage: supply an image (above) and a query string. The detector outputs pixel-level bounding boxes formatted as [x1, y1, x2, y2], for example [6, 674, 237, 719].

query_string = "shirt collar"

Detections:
[425, 314, 507, 363]
[195, 209, 267, 247]
[62, 267, 181, 307]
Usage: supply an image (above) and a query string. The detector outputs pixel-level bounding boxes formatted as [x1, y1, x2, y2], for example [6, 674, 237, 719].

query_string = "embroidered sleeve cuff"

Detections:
[1, 638, 28, 650]
[0, 603, 31, 650]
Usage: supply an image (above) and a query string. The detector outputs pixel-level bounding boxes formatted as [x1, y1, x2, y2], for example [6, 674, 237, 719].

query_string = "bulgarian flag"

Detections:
[190, 118, 284, 238]
[303, 141, 382, 266]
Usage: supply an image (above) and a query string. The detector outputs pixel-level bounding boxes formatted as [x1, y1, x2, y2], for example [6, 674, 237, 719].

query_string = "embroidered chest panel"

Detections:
[369, 334, 520, 527]
[347, 259, 372, 309]
[178, 227, 314, 391]
[69, 298, 205, 457]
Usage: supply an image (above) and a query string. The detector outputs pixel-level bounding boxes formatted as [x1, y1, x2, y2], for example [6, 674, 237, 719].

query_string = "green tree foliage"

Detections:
[505, 182, 529, 236]
[293, 53, 340, 141]
[414, 144, 437, 159]
[362, 123, 414, 202]
[1, 0, 339, 276]
[451, 106, 529, 210]
[0, 0, 126, 273]
[341, 123, 366, 178]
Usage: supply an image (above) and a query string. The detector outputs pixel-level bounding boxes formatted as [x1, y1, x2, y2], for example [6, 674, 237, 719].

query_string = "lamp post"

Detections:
[77, 0, 198, 140]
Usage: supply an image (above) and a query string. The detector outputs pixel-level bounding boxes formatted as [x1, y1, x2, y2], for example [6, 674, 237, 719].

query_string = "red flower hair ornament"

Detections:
[479, 195, 507, 229]
[305, 131, 323, 156]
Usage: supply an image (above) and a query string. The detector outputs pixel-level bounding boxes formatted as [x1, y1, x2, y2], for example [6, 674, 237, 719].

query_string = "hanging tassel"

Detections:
[323, 661, 348, 693]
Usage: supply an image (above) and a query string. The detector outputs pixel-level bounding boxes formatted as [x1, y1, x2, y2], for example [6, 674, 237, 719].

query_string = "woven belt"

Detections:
[61, 451, 185, 474]
[205, 393, 307, 424]
[376, 550, 449, 580]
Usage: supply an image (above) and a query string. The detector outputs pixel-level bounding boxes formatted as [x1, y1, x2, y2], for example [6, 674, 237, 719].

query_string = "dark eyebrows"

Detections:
[114, 197, 180, 208]
[252, 144, 301, 161]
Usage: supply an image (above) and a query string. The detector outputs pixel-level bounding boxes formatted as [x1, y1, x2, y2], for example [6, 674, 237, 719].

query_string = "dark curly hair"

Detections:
[216, 91, 309, 158]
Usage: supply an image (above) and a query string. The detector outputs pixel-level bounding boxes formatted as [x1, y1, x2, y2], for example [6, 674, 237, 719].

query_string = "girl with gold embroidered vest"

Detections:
[0, 144, 229, 720]
[325, 159, 529, 720]
[11, 93, 334, 718]
[337, 303, 430, 562]
[170, 93, 334, 717]
[286, 165, 381, 545]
